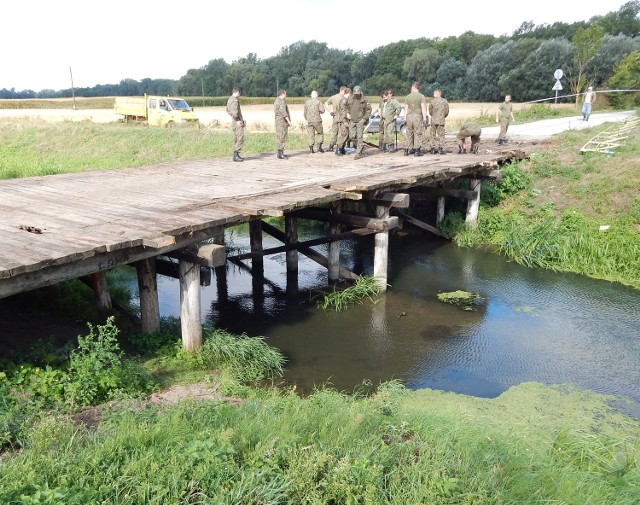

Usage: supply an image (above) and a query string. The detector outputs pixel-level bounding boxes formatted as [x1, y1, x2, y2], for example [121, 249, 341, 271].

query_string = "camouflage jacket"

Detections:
[429, 97, 449, 125]
[226, 96, 243, 122]
[304, 98, 325, 124]
[274, 97, 290, 122]
[346, 95, 372, 123]
[382, 97, 401, 120]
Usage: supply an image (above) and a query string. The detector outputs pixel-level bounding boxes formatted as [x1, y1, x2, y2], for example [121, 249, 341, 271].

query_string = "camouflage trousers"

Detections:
[307, 122, 324, 148]
[379, 119, 385, 144]
[276, 120, 289, 150]
[498, 118, 510, 141]
[405, 113, 424, 150]
[329, 116, 340, 146]
[383, 118, 396, 145]
[430, 123, 445, 148]
[232, 122, 244, 152]
[339, 121, 364, 152]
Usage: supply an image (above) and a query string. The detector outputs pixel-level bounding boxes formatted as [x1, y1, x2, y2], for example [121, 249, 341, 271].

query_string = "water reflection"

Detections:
[150, 229, 640, 401]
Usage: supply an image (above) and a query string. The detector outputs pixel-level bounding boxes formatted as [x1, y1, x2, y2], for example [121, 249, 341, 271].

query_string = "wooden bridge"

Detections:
[0, 148, 524, 350]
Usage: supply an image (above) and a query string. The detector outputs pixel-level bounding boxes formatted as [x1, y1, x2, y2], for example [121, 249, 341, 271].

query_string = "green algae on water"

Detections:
[437, 290, 484, 311]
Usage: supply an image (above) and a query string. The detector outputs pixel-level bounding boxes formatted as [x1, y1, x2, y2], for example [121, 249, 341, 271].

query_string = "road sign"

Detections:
[552, 80, 563, 91]
[554, 69, 564, 80]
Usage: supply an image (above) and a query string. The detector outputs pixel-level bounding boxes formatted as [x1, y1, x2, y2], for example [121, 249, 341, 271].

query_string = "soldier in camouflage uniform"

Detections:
[274, 89, 292, 160]
[382, 89, 402, 153]
[335, 87, 351, 156]
[226, 87, 244, 162]
[376, 90, 387, 150]
[428, 88, 449, 155]
[457, 121, 482, 154]
[325, 86, 347, 151]
[304, 90, 326, 153]
[495, 94, 515, 145]
[342, 85, 372, 160]
[402, 82, 427, 156]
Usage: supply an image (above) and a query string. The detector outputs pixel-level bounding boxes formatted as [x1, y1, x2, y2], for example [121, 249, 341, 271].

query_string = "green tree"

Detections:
[567, 25, 605, 102]
[594, 0, 640, 37]
[588, 34, 640, 87]
[607, 50, 640, 107]
[402, 48, 440, 84]
[435, 57, 467, 100]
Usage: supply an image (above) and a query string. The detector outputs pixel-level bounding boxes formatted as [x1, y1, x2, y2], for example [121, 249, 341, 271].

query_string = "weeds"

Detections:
[317, 276, 383, 311]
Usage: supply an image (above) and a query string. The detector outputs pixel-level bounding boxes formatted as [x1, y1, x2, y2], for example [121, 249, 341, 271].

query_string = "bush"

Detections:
[482, 161, 531, 206]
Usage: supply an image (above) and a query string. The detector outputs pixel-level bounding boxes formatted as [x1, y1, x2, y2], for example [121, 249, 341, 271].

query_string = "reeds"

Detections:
[317, 276, 383, 311]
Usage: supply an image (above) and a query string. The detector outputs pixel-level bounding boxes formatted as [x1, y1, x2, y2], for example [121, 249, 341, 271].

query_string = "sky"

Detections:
[1, 0, 629, 92]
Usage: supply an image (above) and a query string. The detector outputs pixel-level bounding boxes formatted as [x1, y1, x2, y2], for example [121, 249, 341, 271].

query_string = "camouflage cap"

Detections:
[353, 85, 362, 95]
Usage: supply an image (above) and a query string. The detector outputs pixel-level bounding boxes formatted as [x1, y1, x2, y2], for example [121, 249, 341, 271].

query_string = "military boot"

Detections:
[277, 150, 288, 160]
[439, 147, 446, 155]
[378, 141, 383, 150]
[309, 146, 315, 154]
[381, 143, 387, 152]
[317, 144, 324, 153]
[414, 148, 423, 157]
[457, 145, 463, 154]
[386, 143, 395, 153]
[335, 147, 344, 156]
[403, 148, 409, 156]
[472, 145, 479, 154]
[328, 143, 334, 151]
[233, 151, 244, 162]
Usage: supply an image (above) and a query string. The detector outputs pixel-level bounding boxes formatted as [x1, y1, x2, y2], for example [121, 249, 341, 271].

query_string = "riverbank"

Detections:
[0, 319, 638, 503]
[441, 118, 640, 289]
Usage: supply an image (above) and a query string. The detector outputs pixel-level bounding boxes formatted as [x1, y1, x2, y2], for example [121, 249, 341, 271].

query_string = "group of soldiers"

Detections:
[226, 84, 516, 162]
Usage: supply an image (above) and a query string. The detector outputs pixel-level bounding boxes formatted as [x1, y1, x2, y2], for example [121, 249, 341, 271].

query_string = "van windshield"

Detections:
[168, 99, 191, 111]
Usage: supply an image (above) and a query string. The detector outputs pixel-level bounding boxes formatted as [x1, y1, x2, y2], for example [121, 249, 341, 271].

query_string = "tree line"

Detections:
[2, 1, 638, 104]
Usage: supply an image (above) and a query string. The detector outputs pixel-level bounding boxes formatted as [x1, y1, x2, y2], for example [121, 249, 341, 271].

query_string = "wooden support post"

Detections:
[328, 201, 341, 282]
[285, 214, 298, 297]
[250, 220, 265, 314]
[211, 226, 228, 305]
[135, 258, 160, 334]
[373, 205, 389, 291]
[179, 259, 202, 352]
[89, 271, 112, 316]
[465, 179, 482, 228]
[436, 196, 445, 225]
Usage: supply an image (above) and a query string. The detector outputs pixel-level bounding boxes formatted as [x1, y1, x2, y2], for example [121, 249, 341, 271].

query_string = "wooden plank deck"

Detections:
[0, 148, 521, 297]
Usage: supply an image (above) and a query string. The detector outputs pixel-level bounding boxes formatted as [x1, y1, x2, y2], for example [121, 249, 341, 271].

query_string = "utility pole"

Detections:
[201, 78, 205, 107]
[69, 66, 76, 110]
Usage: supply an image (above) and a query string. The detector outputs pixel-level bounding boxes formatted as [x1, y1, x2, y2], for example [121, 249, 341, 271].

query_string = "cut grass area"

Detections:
[0, 122, 310, 179]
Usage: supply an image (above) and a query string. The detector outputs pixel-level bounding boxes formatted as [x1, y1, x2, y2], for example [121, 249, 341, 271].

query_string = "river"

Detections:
[143, 226, 640, 401]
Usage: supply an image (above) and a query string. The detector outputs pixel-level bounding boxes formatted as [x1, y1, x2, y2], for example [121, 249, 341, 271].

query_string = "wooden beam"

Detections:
[0, 227, 225, 299]
[285, 214, 298, 296]
[328, 201, 341, 282]
[227, 257, 285, 295]
[463, 168, 503, 181]
[292, 207, 398, 231]
[166, 243, 225, 268]
[179, 260, 202, 352]
[261, 221, 359, 281]
[436, 196, 445, 225]
[155, 258, 211, 287]
[135, 258, 160, 334]
[392, 209, 450, 240]
[422, 188, 478, 199]
[368, 193, 410, 208]
[143, 234, 176, 248]
[228, 228, 377, 260]
[89, 272, 112, 316]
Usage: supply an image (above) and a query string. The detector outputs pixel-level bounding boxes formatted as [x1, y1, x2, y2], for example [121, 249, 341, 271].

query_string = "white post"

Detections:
[179, 259, 202, 352]
[90, 272, 112, 316]
[373, 205, 389, 291]
[465, 178, 482, 228]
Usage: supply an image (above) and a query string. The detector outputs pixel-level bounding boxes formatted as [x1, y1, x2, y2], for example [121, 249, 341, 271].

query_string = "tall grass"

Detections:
[0, 382, 637, 503]
[316, 275, 383, 311]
